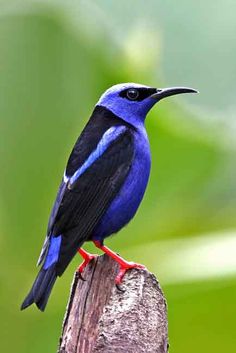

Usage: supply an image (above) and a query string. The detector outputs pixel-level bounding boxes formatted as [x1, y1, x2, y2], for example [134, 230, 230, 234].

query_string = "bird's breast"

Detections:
[92, 127, 151, 240]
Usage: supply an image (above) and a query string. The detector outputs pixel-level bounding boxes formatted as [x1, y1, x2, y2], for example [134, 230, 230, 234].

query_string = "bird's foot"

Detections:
[115, 261, 145, 285]
[93, 240, 145, 286]
[77, 248, 97, 280]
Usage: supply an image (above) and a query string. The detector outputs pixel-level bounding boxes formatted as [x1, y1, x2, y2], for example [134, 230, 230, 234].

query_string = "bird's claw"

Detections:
[77, 271, 86, 281]
[77, 250, 97, 281]
[115, 262, 146, 286]
[116, 283, 126, 292]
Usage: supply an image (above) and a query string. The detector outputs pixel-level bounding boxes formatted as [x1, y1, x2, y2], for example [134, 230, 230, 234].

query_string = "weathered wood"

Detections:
[58, 254, 168, 353]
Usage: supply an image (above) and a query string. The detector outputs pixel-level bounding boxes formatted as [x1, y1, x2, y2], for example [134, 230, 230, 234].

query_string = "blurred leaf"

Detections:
[0, 2, 235, 353]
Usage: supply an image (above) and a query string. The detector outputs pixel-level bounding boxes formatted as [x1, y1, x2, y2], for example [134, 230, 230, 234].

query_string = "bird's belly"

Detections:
[92, 131, 151, 241]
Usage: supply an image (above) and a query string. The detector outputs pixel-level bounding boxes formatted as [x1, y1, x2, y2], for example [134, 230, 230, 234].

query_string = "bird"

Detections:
[21, 82, 197, 311]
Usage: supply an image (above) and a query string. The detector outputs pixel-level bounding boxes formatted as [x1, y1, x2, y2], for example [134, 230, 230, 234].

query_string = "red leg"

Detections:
[77, 248, 97, 278]
[93, 241, 145, 284]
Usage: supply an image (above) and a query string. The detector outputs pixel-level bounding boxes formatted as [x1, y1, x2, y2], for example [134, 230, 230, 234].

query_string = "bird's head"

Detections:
[97, 83, 198, 127]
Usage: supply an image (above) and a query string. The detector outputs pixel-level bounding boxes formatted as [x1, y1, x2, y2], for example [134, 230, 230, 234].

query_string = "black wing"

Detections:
[56, 130, 134, 275]
[38, 106, 134, 275]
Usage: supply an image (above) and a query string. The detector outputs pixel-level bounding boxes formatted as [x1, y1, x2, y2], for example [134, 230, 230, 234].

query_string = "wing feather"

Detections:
[38, 127, 134, 275]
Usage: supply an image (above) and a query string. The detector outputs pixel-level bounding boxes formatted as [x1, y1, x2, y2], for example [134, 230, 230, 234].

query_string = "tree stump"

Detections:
[58, 254, 168, 353]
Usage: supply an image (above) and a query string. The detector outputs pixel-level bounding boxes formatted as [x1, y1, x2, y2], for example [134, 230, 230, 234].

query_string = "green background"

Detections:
[1, 1, 236, 352]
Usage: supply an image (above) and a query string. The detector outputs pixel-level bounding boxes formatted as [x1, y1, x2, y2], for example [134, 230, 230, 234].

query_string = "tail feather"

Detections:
[21, 264, 57, 311]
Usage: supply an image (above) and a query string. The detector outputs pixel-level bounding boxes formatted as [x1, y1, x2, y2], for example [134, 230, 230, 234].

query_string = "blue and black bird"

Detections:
[21, 83, 197, 311]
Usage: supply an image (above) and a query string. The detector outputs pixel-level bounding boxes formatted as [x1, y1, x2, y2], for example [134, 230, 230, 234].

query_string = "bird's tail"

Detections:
[21, 264, 57, 311]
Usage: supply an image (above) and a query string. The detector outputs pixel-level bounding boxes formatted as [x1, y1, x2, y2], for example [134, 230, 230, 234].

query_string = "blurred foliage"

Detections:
[0, 1, 236, 353]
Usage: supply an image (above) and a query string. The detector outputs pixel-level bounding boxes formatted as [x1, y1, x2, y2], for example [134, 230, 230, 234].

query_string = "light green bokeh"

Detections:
[0, 1, 235, 352]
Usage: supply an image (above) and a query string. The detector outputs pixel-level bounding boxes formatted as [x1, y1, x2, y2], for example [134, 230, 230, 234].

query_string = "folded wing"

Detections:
[38, 120, 134, 276]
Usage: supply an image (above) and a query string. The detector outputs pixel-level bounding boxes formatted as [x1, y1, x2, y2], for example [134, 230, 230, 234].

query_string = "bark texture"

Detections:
[58, 254, 168, 353]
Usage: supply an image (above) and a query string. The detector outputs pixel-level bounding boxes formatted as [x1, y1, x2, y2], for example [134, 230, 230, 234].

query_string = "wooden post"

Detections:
[58, 254, 168, 353]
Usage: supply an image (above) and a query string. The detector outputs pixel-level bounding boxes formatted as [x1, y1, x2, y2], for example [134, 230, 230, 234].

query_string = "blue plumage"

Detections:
[43, 236, 62, 270]
[93, 126, 151, 240]
[21, 83, 197, 311]
[65, 125, 126, 185]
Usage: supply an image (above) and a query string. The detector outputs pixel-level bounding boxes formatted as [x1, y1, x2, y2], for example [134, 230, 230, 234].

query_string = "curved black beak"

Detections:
[151, 87, 198, 100]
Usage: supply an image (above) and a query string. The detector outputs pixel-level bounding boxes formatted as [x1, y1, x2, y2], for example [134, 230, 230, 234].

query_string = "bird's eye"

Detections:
[126, 89, 139, 101]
